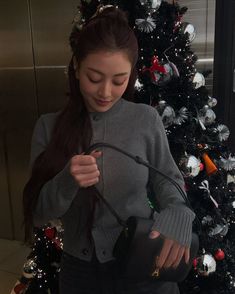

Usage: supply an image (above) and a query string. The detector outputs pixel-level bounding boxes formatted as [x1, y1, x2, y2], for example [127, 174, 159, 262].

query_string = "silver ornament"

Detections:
[198, 254, 216, 276]
[208, 96, 218, 108]
[202, 215, 213, 225]
[232, 201, 235, 208]
[161, 106, 175, 127]
[134, 78, 144, 90]
[218, 154, 235, 171]
[136, 17, 156, 33]
[180, 22, 196, 42]
[23, 258, 37, 278]
[169, 62, 180, 77]
[209, 223, 229, 237]
[156, 100, 167, 113]
[152, 63, 176, 86]
[198, 106, 216, 126]
[139, 0, 162, 9]
[151, 0, 162, 9]
[216, 124, 230, 141]
[179, 155, 201, 177]
[174, 107, 189, 125]
[193, 72, 205, 89]
[227, 174, 235, 185]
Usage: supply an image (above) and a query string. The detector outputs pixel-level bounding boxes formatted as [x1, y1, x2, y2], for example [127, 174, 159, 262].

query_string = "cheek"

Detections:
[113, 82, 129, 97]
[79, 78, 96, 96]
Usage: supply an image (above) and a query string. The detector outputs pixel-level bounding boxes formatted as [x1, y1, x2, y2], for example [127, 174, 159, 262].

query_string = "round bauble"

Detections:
[152, 62, 178, 86]
[197, 254, 216, 276]
[208, 96, 218, 108]
[179, 155, 201, 177]
[180, 22, 196, 42]
[23, 258, 37, 279]
[198, 106, 216, 126]
[214, 249, 225, 261]
[161, 105, 175, 127]
[192, 72, 205, 89]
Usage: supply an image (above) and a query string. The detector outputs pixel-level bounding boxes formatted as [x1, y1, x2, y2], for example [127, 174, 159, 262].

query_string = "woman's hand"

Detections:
[149, 230, 190, 269]
[70, 151, 102, 187]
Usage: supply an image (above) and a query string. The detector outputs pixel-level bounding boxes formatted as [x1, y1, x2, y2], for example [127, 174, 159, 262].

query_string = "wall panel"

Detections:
[0, 0, 37, 240]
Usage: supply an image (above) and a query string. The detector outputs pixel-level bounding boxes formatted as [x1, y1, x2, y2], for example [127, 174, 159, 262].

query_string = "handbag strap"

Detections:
[84, 142, 200, 231]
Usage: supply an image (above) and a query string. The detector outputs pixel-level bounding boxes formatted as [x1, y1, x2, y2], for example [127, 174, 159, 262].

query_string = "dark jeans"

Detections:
[59, 252, 180, 294]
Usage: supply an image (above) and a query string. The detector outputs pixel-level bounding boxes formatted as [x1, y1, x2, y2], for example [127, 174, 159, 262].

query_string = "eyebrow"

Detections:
[87, 67, 129, 77]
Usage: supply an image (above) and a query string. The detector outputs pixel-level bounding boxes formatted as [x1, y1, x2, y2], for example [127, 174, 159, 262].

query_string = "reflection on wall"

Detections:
[180, 0, 215, 93]
[0, 0, 215, 240]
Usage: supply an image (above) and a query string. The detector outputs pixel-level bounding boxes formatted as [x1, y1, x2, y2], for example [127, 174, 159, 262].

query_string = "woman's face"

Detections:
[75, 50, 132, 112]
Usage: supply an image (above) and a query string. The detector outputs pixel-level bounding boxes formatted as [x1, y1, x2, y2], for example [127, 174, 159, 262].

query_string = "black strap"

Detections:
[84, 142, 200, 230]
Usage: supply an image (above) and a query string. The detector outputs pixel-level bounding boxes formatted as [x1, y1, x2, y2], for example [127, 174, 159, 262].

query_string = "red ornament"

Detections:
[142, 56, 167, 83]
[14, 282, 28, 294]
[214, 249, 225, 261]
[44, 227, 56, 240]
[193, 258, 198, 268]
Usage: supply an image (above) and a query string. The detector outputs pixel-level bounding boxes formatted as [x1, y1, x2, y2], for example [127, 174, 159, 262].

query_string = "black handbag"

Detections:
[85, 143, 199, 282]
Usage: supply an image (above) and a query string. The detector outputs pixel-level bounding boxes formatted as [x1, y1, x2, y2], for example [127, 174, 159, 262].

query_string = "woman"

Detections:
[23, 5, 195, 294]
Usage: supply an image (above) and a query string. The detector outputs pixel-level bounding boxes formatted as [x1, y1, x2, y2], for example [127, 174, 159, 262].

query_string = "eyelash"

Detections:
[88, 77, 125, 86]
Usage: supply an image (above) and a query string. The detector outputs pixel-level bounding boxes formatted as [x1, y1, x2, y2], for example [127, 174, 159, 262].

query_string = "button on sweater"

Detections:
[31, 98, 195, 263]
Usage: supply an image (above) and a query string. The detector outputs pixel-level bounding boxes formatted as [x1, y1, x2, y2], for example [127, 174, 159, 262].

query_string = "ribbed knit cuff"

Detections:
[151, 207, 195, 247]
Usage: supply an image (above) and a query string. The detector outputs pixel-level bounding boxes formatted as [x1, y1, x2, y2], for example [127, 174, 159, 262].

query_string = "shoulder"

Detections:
[39, 111, 61, 126]
[122, 100, 160, 122]
[32, 111, 61, 143]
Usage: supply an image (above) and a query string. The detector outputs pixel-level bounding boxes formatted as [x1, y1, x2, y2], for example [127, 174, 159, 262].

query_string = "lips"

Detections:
[95, 99, 111, 106]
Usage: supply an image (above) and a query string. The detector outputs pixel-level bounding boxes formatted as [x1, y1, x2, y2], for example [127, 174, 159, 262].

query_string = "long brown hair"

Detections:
[23, 7, 139, 242]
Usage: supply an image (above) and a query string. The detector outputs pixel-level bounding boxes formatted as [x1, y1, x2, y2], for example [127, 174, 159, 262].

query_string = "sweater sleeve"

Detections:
[148, 108, 195, 247]
[30, 115, 79, 227]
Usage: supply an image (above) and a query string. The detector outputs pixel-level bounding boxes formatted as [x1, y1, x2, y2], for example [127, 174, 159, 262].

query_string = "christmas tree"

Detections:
[13, 0, 235, 293]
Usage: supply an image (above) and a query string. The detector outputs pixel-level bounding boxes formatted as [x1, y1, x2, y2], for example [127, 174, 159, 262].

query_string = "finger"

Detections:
[157, 239, 174, 269]
[71, 164, 98, 175]
[172, 246, 185, 269]
[184, 247, 190, 264]
[149, 231, 160, 239]
[72, 155, 97, 165]
[90, 150, 102, 159]
[163, 243, 181, 268]
[76, 170, 100, 182]
[80, 177, 99, 187]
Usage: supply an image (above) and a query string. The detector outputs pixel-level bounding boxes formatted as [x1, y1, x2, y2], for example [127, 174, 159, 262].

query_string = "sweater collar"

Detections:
[89, 98, 124, 120]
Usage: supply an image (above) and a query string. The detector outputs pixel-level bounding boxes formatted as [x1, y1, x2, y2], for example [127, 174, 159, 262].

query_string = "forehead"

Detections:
[80, 51, 132, 75]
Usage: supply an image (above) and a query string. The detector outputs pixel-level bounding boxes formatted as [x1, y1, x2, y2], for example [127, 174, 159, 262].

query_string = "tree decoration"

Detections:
[218, 154, 235, 171]
[197, 253, 217, 276]
[135, 17, 156, 33]
[214, 249, 225, 261]
[161, 105, 175, 127]
[140, 0, 162, 9]
[198, 105, 216, 126]
[215, 124, 230, 142]
[134, 78, 144, 90]
[192, 72, 205, 89]
[173, 107, 189, 125]
[179, 154, 201, 177]
[208, 96, 218, 108]
[179, 22, 196, 42]
[209, 223, 229, 237]
[143, 56, 179, 86]
[202, 153, 218, 176]
[199, 180, 219, 208]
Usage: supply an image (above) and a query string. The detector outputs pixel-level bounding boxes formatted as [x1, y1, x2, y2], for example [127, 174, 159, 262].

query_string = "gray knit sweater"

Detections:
[31, 98, 195, 263]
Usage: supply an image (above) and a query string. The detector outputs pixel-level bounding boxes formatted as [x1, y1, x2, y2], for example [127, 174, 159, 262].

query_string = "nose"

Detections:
[98, 81, 112, 99]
